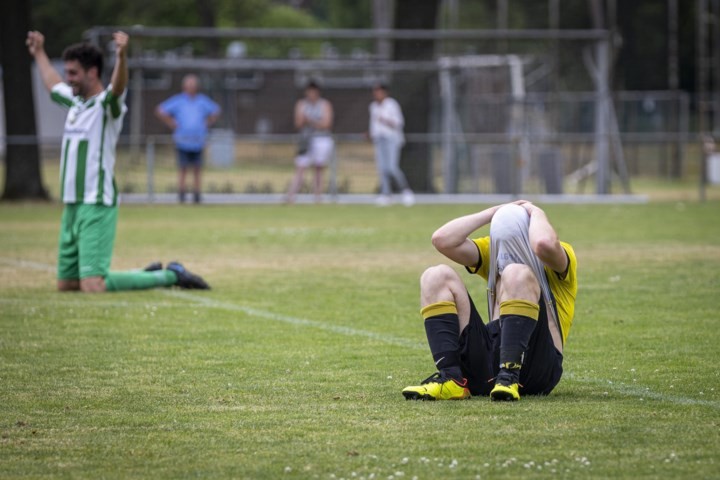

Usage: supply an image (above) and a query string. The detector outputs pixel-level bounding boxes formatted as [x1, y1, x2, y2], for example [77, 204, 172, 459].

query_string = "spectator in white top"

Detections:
[368, 83, 414, 207]
[286, 81, 334, 204]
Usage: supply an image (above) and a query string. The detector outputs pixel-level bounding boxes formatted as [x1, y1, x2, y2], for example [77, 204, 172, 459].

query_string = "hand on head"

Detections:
[489, 200, 537, 220]
[511, 199, 538, 215]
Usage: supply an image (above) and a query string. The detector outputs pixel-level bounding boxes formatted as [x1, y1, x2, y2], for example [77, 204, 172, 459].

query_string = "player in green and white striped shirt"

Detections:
[51, 74, 124, 206]
[27, 30, 209, 292]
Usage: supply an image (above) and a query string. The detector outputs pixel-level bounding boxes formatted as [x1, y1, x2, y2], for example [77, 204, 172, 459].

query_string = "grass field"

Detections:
[1, 201, 719, 479]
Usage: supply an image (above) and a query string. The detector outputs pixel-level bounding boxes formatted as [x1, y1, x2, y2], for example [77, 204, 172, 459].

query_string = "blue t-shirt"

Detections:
[158, 93, 220, 151]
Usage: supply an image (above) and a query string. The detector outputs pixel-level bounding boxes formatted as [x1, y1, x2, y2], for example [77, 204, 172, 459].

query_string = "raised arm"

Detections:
[516, 201, 568, 274]
[431, 204, 505, 266]
[26, 31, 62, 92]
[109, 31, 129, 96]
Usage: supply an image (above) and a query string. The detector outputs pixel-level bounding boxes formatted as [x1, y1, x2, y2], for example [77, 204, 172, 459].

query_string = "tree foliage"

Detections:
[31, 0, 320, 56]
[28, 0, 698, 92]
[393, 0, 441, 192]
[309, 0, 372, 28]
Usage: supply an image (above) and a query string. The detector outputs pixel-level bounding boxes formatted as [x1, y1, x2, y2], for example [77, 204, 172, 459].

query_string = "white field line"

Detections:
[564, 373, 720, 409]
[161, 289, 425, 350]
[163, 290, 720, 410]
[2, 257, 717, 409]
[0, 258, 55, 273]
[578, 283, 657, 291]
[0, 297, 174, 309]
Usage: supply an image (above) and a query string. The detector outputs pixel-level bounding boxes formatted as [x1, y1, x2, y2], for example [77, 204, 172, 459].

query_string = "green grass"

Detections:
[1, 201, 719, 479]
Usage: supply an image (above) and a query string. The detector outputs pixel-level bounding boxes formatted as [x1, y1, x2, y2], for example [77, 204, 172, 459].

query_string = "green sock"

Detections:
[105, 270, 177, 292]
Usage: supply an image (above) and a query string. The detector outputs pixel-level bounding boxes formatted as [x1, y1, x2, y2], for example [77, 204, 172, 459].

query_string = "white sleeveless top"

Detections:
[300, 98, 331, 137]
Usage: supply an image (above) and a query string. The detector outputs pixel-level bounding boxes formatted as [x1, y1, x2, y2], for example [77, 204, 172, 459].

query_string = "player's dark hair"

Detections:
[62, 42, 104, 76]
[305, 80, 321, 91]
[373, 83, 389, 92]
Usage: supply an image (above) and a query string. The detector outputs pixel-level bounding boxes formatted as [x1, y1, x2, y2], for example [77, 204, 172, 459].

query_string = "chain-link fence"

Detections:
[1, 26, 715, 200]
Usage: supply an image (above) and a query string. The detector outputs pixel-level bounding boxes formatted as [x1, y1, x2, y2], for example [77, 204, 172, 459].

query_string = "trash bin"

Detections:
[708, 153, 720, 184]
[538, 148, 564, 194]
[491, 147, 514, 194]
[208, 129, 235, 168]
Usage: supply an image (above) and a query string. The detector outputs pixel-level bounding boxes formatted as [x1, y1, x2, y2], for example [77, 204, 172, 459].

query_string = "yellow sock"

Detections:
[499, 299, 539, 320]
[421, 301, 458, 320]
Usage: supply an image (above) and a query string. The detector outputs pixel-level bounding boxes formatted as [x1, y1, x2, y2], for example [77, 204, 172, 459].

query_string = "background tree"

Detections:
[1, 0, 48, 200]
[615, 0, 696, 93]
[310, 0, 372, 28]
[392, 0, 441, 193]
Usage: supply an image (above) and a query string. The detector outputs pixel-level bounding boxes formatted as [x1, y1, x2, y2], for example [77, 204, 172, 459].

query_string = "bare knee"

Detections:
[498, 263, 539, 302]
[419, 264, 473, 331]
[79, 276, 107, 293]
[420, 264, 463, 306]
[57, 279, 80, 292]
[421, 264, 460, 289]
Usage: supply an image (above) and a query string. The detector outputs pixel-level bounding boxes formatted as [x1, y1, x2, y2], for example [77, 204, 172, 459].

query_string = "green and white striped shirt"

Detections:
[51, 83, 127, 206]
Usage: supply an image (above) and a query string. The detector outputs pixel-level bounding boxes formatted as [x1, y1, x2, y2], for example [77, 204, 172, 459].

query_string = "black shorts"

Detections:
[459, 293, 563, 396]
[177, 149, 203, 167]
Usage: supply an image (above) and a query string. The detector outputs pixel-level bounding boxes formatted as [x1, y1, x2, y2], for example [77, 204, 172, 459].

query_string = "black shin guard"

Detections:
[424, 315, 463, 381]
[499, 314, 537, 377]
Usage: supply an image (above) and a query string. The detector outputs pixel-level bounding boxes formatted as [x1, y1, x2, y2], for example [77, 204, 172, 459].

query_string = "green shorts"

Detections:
[57, 204, 118, 280]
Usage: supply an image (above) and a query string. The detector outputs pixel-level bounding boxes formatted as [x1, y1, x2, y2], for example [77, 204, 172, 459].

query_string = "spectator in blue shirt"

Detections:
[156, 75, 221, 203]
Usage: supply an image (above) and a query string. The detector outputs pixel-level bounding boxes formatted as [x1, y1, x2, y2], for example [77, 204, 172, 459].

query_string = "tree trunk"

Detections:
[0, 0, 49, 201]
[196, 0, 221, 56]
[392, 0, 440, 192]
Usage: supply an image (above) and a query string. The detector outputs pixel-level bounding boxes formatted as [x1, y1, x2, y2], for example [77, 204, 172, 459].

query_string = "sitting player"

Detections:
[402, 201, 577, 401]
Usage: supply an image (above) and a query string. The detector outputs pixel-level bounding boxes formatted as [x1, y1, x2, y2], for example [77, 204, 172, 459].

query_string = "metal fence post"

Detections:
[594, 38, 611, 194]
[146, 136, 155, 203]
[329, 136, 338, 202]
[439, 66, 457, 194]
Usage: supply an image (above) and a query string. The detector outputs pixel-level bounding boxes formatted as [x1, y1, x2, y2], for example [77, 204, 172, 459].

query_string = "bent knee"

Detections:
[421, 264, 460, 287]
[500, 263, 538, 286]
[57, 280, 80, 292]
[499, 264, 539, 299]
[420, 264, 465, 301]
[80, 277, 107, 293]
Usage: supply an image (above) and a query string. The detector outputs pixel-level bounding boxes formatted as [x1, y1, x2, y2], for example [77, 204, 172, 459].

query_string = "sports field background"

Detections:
[1, 200, 719, 478]
[8, 140, 720, 200]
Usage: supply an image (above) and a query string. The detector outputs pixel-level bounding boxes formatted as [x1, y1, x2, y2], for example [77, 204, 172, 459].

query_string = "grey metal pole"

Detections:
[85, 26, 610, 41]
[146, 136, 155, 203]
[594, 39, 611, 194]
[668, 0, 683, 178]
[372, 0, 393, 59]
[497, 0, 509, 53]
[439, 67, 456, 193]
[129, 42, 144, 165]
[697, 0, 708, 202]
[668, 0, 680, 90]
[713, 0, 720, 138]
[549, 0, 560, 133]
[680, 91, 690, 173]
[329, 136, 338, 202]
